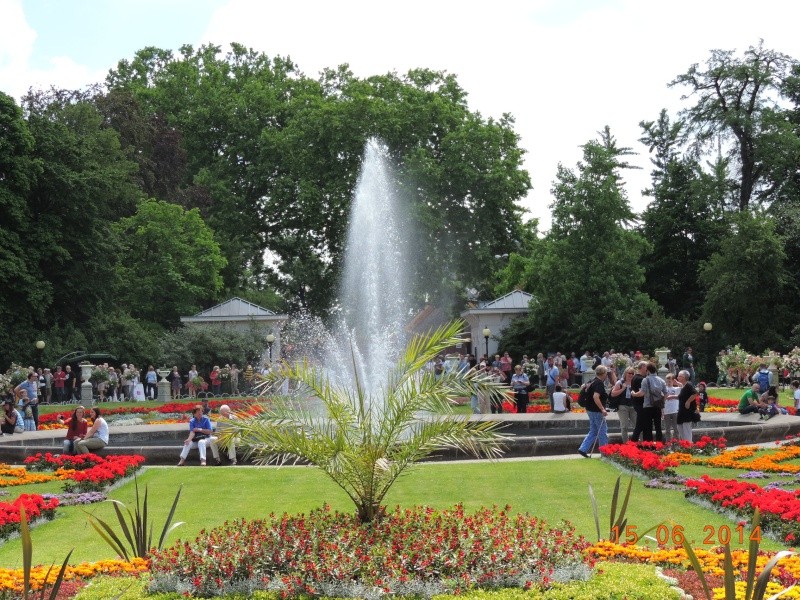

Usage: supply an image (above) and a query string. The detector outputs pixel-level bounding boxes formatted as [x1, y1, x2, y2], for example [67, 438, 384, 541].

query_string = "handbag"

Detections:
[691, 412, 701, 423]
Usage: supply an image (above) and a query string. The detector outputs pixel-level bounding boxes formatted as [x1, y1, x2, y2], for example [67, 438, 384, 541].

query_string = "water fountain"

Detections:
[293, 138, 412, 403]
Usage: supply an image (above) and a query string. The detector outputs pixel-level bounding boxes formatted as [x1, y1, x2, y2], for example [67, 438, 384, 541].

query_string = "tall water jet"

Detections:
[327, 138, 411, 398]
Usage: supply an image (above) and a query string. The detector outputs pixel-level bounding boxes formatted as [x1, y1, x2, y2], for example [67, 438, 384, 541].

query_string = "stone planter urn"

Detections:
[655, 348, 670, 377]
[80, 363, 94, 403]
[157, 367, 171, 402]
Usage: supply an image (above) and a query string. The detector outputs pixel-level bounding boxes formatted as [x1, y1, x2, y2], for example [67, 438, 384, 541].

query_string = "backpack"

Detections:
[645, 374, 666, 409]
[577, 380, 594, 408]
[756, 370, 770, 394]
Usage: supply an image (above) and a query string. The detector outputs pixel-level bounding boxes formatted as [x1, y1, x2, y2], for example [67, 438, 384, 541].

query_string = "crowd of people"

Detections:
[4, 362, 268, 410]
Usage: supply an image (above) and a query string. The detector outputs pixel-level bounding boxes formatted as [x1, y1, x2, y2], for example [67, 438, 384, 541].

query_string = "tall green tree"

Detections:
[501, 128, 656, 352]
[104, 45, 531, 315]
[23, 89, 140, 326]
[0, 92, 46, 364]
[638, 110, 727, 318]
[670, 41, 797, 211]
[699, 212, 794, 351]
[113, 199, 226, 328]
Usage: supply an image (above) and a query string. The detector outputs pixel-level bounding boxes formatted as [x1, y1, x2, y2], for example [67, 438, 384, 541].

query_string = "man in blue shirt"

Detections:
[545, 357, 560, 411]
[14, 372, 39, 429]
[177, 405, 218, 466]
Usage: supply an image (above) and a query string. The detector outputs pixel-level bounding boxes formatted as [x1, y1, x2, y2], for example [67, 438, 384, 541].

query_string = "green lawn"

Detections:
[0, 456, 784, 568]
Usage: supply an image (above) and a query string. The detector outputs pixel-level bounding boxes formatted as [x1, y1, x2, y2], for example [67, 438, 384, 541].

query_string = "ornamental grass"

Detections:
[150, 504, 592, 598]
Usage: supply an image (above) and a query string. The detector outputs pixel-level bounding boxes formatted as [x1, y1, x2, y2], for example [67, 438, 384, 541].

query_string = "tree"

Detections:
[23, 88, 140, 327]
[104, 46, 531, 315]
[0, 92, 46, 366]
[501, 128, 656, 352]
[113, 199, 226, 328]
[159, 324, 267, 376]
[217, 321, 506, 522]
[670, 41, 797, 211]
[638, 110, 727, 318]
[699, 212, 794, 351]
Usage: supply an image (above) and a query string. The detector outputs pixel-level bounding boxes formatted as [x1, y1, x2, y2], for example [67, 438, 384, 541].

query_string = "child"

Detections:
[16, 390, 36, 431]
[759, 396, 779, 420]
[697, 382, 709, 412]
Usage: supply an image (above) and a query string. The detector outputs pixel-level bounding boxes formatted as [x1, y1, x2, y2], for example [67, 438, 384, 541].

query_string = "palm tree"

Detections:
[216, 321, 509, 522]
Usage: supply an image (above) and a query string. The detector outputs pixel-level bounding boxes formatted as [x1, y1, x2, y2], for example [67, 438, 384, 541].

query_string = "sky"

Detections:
[2, 0, 800, 230]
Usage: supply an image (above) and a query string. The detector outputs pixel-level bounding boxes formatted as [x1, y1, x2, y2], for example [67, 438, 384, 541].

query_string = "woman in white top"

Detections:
[76, 407, 109, 454]
[663, 373, 682, 441]
[792, 380, 800, 410]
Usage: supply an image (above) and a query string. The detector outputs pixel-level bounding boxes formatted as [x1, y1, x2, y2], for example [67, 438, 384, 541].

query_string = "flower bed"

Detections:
[685, 475, 800, 542]
[38, 399, 251, 429]
[0, 494, 59, 541]
[0, 558, 148, 594]
[587, 541, 800, 584]
[24, 453, 145, 493]
[150, 504, 592, 598]
[599, 443, 680, 478]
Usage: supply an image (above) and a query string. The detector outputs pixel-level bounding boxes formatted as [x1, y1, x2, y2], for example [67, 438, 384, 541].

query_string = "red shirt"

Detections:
[65, 418, 88, 441]
[210, 371, 220, 385]
[53, 371, 66, 388]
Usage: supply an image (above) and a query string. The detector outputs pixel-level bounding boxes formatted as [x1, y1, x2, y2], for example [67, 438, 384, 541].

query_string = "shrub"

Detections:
[150, 504, 592, 598]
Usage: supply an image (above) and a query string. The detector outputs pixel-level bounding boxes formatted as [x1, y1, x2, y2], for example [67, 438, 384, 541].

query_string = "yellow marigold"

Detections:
[0, 558, 148, 592]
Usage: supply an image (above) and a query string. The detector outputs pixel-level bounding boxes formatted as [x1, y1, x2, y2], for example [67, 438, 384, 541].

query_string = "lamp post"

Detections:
[703, 322, 713, 382]
[266, 333, 275, 363]
[35, 340, 45, 366]
[482, 327, 491, 360]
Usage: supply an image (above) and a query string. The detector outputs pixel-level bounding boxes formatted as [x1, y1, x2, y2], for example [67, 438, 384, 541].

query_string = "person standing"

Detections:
[663, 374, 681, 441]
[500, 352, 513, 384]
[578, 366, 609, 457]
[629, 361, 648, 441]
[536, 353, 546, 389]
[170, 367, 183, 400]
[14, 372, 39, 429]
[145, 366, 158, 400]
[64, 366, 76, 404]
[676, 370, 699, 442]
[53, 366, 66, 404]
[510, 365, 530, 414]
[243, 364, 254, 394]
[610, 367, 636, 441]
[545, 356, 560, 411]
[682, 347, 695, 384]
[230, 364, 240, 396]
[187, 364, 199, 398]
[210, 366, 222, 396]
[640, 363, 665, 442]
[792, 380, 800, 410]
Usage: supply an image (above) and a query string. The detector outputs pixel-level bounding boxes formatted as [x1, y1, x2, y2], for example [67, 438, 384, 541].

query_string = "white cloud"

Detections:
[0, 0, 107, 102]
[0, 0, 37, 98]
